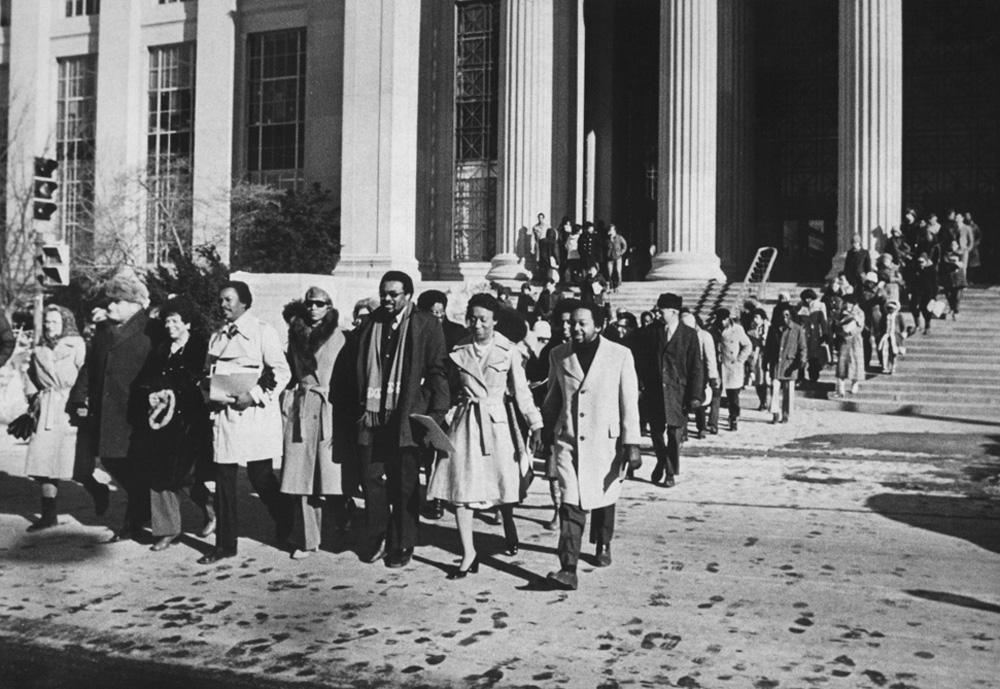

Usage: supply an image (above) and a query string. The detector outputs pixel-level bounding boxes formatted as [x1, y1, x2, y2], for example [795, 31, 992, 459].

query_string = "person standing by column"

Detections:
[603, 224, 628, 292]
[542, 302, 641, 590]
[633, 294, 704, 488]
[69, 272, 161, 542]
[764, 304, 807, 423]
[280, 287, 357, 559]
[355, 271, 450, 568]
[198, 281, 293, 564]
[712, 307, 752, 432]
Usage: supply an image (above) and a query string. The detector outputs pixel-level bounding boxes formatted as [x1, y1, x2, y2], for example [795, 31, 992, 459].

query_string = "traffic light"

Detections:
[36, 242, 70, 287]
[33, 157, 59, 221]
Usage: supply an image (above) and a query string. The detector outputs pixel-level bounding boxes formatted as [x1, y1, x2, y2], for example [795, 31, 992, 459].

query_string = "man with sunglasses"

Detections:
[354, 271, 449, 568]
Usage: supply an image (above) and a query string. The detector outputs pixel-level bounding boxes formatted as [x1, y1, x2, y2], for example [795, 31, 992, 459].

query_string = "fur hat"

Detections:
[656, 293, 683, 311]
[103, 271, 149, 306]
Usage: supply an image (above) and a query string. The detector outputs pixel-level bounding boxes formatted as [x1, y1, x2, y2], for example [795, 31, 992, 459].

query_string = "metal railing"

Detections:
[733, 246, 778, 310]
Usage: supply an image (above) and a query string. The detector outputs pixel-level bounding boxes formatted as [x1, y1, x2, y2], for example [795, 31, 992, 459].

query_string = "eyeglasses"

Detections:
[304, 300, 331, 308]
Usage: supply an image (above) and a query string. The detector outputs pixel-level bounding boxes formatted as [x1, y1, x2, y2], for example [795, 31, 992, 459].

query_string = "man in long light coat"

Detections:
[542, 303, 641, 591]
[198, 281, 292, 564]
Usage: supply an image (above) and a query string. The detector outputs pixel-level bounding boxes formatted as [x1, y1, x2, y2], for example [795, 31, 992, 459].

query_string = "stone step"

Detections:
[801, 397, 998, 422]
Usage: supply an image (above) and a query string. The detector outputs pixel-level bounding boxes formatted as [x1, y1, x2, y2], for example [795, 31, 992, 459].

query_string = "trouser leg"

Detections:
[769, 379, 782, 416]
[650, 422, 668, 471]
[385, 448, 421, 551]
[783, 381, 794, 418]
[500, 503, 518, 547]
[756, 384, 768, 408]
[189, 481, 214, 524]
[103, 456, 149, 528]
[215, 463, 239, 552]
[558, 502, 587, 571]
[150, 489, 181, 538]
[694, 405, 707, 433]
[358, 443, 388, 548]
[296, 495, 322, 551]
[665, 425, 681, 476]
[246, 459, 293, 543]
[727, 389, 741, 420]
[589, 504, 615, 546]
[708, 381, 721, 430]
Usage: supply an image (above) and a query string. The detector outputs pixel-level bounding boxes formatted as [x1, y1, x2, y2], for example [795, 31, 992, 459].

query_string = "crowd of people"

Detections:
[2, 205, 982, 590]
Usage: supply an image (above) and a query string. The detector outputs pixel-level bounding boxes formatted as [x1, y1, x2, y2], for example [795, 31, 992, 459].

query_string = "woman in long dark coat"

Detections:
[135, 297, 213, 551]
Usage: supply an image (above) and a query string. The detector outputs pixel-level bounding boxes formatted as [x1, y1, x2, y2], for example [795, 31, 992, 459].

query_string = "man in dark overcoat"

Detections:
[632, 293, 704, 488]
[355, 271, 450, 568]
[70, 272, 162, 541]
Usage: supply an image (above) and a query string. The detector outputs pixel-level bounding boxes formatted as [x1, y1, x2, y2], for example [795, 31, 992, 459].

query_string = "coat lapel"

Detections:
[578, 338, 612, 393]
[559, 346, 585, 384]
[110, 311, 146, 350]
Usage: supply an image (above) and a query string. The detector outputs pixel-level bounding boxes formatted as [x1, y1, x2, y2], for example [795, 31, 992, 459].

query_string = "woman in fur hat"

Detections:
[280, 287, 357, 559]
[21, 305, 87, 531]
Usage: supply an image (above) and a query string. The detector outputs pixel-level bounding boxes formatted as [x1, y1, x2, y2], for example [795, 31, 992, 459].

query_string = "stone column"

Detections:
[192, 0, 236, 257]
[337, 0, 421, 279]
[834, 0, 902, 272]
[716, 0, 755, 278]
[488, 0, 554, 281]
[648, 0, 725, 281]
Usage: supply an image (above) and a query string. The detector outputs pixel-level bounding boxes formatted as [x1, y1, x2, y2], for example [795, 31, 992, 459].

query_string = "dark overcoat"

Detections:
[355, 307, 450, 449]
[633, 323, 705, 428]
[69, 310, 162, 459]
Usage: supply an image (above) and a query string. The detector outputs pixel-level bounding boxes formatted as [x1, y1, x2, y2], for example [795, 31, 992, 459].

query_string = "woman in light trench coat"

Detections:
[22, 305, 86, 531]
[280, 287, 357, 559]
[428, 293, 542, 579]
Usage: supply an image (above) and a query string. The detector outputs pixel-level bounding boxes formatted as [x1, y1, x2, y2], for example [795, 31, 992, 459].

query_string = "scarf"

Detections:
[361, 302, 412, 428]
[288, 310, 340, 380]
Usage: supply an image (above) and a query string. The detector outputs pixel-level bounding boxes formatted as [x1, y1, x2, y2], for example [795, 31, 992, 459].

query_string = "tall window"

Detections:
[246, 29, 306, 190]
[147, 43, 195, 264]
[65, 0, 99, 17]
[452, 0, 499, 262]
[57, 56, 97, 259]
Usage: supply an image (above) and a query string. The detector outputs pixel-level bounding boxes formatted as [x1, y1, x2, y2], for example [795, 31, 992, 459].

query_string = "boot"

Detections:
[27, 497, 58, 532]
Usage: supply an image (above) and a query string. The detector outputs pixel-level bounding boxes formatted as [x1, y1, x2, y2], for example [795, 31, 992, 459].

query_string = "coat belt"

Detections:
[290, 383, 330, 443]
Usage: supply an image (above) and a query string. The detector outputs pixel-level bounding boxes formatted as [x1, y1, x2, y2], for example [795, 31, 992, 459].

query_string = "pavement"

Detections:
[0, 404, 998, 689]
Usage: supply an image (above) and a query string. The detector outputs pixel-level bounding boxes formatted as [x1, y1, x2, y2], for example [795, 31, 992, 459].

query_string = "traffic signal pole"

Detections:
[32, 156, 61, 344]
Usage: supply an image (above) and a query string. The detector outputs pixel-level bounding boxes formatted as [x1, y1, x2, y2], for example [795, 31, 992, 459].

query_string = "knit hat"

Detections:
[863, 271, 878, 284]
[103, 271, 149, 306]
[656, 293, 683, 311]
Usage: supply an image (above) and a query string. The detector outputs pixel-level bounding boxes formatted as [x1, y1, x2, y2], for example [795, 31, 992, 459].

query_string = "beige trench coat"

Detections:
[542, 338, 641, 510]
[24, 336, 86, 479]
[207, 311, 290, 467]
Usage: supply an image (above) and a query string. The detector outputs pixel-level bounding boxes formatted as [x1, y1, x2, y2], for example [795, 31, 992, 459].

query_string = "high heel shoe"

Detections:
[446, 555, 480, 579]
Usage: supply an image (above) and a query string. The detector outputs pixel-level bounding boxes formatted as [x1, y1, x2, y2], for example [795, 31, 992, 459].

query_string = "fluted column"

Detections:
[487, 0, 553, 281]
[648, 0, 725, 281]
[716, 0, 755, 278]
[337, 0, 421, 279]
[834, 0, 902, 273]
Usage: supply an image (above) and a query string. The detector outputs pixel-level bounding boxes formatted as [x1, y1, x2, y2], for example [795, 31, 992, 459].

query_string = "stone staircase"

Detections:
[796, 286, 1000, 423]
[603, 279, 809, 319]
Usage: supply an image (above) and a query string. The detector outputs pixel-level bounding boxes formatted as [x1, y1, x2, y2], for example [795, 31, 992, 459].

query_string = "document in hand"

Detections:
[209, 361, 260, 403]
[410, 413, 455, 455]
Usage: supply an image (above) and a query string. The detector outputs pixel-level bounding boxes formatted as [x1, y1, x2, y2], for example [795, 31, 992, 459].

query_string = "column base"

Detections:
[645, 252, 726, 281]
[485, 253, 532, 282]
[334, 254, 421, 281]
[436, 261, 492, 282]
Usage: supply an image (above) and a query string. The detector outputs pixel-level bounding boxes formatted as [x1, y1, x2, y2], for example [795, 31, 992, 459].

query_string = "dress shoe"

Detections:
[694, 429, 704, 440]
[481, 509, 500, 526]
[197, 548, 237, 565]
[446, 554, 480, 579]
[780, 415, 789, 423]
[197, 517, 217, 539]
[150, 536, 177, 552]
[650, 463, 665, 485]
[595, 544, 612, 567]
[708, 427, 718, 435]
[729, 418, 738, 432]
[385, 547, 413, 568]
[92, 483, 110, 517]
[26, 516, 58, 532]
[770, 414, 781, 424]
[364, 537, 388, 564]
[290, 548, 317, 560]
[505, 540, 519, 557]
[105, 524, 142, 544]
[663, 476, 676, 488]
[546, 569, 578, 591]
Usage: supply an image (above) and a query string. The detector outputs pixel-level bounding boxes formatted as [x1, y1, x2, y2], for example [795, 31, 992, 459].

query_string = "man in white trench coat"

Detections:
[542, 302, 642, 590]
[197, 281, 293, 564]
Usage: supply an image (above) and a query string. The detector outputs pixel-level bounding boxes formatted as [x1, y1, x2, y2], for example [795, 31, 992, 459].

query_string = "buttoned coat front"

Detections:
[716, 323, 752, 390]
[632, 324, 705, 428]
[427, 333, 541, 505]
[542, 338, 641, 510]
[207, 311, 291, 467]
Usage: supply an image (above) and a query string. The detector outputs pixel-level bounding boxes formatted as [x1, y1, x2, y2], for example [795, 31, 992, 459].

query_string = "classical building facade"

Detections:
[2, 0, 997, 282]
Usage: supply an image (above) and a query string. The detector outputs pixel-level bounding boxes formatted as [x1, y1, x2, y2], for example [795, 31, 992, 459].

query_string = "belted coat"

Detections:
[427, 333, 541, 506]
[280, 314, 356, 495]
[541, 337, 641, 510]
[24, 335, 86, 479]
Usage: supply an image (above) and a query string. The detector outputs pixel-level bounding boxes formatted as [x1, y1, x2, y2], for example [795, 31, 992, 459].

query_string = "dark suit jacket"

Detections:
[633, 323, 705, 428]
[69, 310, 163, 458]
[355, 307, 450, 449]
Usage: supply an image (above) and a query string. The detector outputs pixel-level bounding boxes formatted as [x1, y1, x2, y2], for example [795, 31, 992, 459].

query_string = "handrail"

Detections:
[733, 246, 778, 310]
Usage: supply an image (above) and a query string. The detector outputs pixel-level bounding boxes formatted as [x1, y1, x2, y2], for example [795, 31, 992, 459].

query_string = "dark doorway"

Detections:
[753, 0, 839, 282]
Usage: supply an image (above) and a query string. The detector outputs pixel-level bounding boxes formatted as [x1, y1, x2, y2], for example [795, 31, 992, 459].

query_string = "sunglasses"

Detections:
[304, 299, 331, 308]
